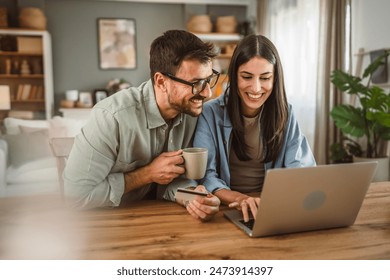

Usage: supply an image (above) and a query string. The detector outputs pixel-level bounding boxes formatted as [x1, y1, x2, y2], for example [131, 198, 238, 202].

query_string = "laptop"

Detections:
[224, 162, 377, 237]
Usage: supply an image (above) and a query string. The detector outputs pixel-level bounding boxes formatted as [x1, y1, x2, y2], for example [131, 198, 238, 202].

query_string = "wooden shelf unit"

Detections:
[0, 28, 54, 120]
[194, 32, 242, 71]
[193, 32, 242, 42]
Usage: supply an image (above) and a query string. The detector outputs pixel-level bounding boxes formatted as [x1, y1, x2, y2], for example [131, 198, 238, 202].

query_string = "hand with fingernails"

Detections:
[185, 185, 220, 222]
[229, 195, 260, 222]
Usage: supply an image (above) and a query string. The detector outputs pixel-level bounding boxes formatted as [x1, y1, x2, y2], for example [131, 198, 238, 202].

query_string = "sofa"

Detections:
[0, 116, 87, 197]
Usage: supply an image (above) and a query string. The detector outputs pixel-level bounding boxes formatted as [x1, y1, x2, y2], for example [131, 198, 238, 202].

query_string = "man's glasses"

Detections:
[162, 69, 220, 95]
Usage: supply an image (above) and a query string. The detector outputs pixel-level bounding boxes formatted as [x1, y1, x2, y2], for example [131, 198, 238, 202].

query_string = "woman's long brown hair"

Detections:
[225, 34, 288, 165]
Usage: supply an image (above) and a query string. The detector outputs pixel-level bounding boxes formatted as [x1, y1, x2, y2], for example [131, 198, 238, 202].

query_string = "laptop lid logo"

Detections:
[303, 191, 326, 210]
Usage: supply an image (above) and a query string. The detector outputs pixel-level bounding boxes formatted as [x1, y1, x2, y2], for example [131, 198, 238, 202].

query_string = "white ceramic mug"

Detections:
[182, 147, 208, 180]
[65, 89, 79, 101]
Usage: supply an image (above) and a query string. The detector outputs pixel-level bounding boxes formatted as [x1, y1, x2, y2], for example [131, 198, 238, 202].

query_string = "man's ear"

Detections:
[154, 72, 167, 92]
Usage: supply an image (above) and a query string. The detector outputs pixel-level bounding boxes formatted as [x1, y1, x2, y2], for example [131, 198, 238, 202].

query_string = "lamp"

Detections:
[0, 85, 11, 110]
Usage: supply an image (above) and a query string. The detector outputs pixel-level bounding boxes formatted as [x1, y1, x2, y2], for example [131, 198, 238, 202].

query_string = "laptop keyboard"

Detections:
[240, 218, 255, 230]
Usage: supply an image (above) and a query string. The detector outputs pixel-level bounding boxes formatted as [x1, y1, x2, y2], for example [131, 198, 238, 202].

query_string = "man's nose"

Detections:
[199, 83, 212, 99]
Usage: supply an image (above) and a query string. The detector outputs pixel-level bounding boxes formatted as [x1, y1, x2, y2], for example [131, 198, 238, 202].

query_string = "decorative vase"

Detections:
[19, 7, 47, 30]
[216, 16, 237, 33]
[187, 15, 212, 33]
[353, 156, 389, 182]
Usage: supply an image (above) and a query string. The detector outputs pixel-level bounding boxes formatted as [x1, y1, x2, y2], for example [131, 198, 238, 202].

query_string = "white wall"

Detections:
[352, 0, 390, 77]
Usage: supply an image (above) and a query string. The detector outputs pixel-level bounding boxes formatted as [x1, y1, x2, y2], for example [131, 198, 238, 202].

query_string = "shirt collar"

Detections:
[217, 94, 232, 128]
[143, 79, 183, 129]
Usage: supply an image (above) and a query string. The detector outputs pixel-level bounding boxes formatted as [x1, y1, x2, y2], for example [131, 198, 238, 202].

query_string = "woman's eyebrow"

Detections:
[239, 71, 273, 75]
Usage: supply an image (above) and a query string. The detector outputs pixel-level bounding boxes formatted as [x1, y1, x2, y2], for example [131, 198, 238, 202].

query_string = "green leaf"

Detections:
[368, 111, 390, 127]
[330, 105, 366, 137]
[331, 70, 366, 94]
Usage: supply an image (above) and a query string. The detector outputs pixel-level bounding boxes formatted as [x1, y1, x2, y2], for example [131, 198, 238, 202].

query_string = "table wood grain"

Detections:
[1, 182, 389, 260]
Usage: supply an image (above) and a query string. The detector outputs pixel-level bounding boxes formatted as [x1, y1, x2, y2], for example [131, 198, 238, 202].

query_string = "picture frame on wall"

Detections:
[98, 18, 137, 69]
[93, 89, 108, 104]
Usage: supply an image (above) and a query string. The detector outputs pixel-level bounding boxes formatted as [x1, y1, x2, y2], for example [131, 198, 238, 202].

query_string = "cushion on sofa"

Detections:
[6, 157, 57, 184]
[1, 116, 86, 169]
[3, 116, 87, 138]
[3, 118, 49, 135]
[48, 116, 87, 137]
[1, 130, 52, 168]
[19, 125, 49, 135]
[1, 116, 85, 195]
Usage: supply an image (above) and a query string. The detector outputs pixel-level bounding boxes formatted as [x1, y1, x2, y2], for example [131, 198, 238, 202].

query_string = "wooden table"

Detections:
[1, 182, 389, 260]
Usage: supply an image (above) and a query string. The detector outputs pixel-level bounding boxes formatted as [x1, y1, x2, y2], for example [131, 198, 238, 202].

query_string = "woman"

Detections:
[193, 34, 316, 222]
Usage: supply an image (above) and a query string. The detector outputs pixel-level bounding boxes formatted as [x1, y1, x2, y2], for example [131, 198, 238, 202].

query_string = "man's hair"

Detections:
[149, 30, 217, 81]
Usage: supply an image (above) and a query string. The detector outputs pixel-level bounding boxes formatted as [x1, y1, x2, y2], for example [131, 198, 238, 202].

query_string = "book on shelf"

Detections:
[15, 84, 44, 101]
[16, 84, 24, 100]
[36, 85, 44, 100]
[29, 85, 38, 100]
[21, 84, 31, 100]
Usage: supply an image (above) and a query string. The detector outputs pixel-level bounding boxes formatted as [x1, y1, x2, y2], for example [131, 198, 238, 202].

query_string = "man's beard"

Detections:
[169, 95, 205, 117]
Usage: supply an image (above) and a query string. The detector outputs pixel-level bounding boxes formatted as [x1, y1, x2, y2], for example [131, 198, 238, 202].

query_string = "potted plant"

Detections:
[329, 137, 362, 164]
[330, 50, 390, 180]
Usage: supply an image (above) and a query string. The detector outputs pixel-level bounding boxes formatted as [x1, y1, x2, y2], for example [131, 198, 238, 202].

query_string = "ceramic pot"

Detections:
[19, 7, 46, 30]
[216, 16, 237, 33]
[187, 15, 212, 33]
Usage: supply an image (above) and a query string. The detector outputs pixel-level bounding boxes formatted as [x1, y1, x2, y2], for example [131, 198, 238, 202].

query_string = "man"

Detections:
[64, 30, 220, 221]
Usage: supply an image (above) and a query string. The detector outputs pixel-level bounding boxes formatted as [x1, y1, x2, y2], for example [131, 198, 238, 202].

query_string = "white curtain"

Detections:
[263, 0, 320, 151]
